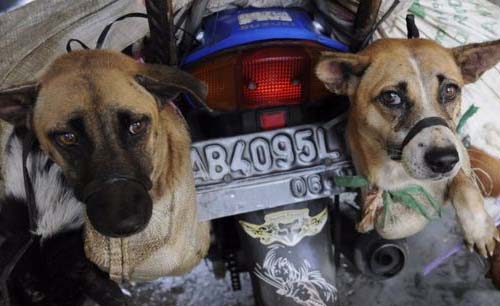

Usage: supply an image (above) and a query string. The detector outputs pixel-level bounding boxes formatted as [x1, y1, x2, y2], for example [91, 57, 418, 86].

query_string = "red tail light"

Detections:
[241, 48, 308, 108]
[186, 42, 332, 111]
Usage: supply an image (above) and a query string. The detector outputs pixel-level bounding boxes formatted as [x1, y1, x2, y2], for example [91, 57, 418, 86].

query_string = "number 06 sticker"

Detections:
[290, 174, 324, 198]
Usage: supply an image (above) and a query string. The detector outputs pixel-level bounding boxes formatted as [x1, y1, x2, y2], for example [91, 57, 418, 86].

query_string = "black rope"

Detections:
[406, 14, 420, 39]
[0, 131, 38, 306]
[390, 117, 450, 161]
[66, 12, 195, 56]
[66, 13, 148, 52]
[96, 12, 148, 49]
[66, 39, 90, 53]
[22, 132, 38, 230]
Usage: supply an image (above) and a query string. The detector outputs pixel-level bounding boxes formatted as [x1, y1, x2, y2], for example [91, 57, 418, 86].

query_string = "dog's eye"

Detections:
[129, 120, 147, 135]
[56, 132, 78, 146]
[379, 91, 402, 107]
[443, 84, 459, 102]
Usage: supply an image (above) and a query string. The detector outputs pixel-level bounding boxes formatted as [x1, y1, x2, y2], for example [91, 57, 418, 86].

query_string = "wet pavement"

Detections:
[93, 203, 500, 306]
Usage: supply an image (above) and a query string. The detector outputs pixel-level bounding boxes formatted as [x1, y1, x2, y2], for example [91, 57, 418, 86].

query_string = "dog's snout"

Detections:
[86, 180, 153, 237]
[424, 147, 459, 174]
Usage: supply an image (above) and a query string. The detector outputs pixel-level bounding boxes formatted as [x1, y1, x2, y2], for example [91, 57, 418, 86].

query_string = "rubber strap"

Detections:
[391, 117, 450, 161]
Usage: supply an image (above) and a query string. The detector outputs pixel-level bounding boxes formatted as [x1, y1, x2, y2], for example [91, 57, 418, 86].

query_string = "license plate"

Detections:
[191, 123, 345, 187]
[191, 119, 354, 220]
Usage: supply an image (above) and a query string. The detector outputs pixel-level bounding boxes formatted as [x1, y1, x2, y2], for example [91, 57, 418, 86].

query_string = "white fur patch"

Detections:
[3, 135, 84, 239]
[409, 56, 432, 115]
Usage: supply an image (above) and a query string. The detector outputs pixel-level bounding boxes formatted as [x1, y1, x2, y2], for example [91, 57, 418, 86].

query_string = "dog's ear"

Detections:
[452, 39, 500, 84]
[0, 83, 38, 126]
[134, 63, 207, 108]
[315, 52, 370, 96]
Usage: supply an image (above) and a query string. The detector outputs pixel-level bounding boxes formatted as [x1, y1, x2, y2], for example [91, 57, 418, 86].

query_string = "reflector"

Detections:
[188, 53, 239, 111]
[259, 111, 287, 130]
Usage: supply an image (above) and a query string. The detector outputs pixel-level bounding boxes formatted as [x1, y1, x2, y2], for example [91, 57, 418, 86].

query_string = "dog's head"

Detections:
[0, 50, 207, 237]
[316, 38, 500, 181]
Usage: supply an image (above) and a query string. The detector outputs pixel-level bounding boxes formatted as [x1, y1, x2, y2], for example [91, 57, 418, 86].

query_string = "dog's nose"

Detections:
[424, 147, 459, 173]
[85, 180, 153, 237]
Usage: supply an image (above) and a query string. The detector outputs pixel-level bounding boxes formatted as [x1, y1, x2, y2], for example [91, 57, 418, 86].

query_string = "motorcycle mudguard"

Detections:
[236, 198, 338, 306]
[183, 7, 348, 65]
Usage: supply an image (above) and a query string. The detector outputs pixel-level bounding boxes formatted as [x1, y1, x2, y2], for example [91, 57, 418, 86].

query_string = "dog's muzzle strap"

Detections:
[391, 117, 450, 161]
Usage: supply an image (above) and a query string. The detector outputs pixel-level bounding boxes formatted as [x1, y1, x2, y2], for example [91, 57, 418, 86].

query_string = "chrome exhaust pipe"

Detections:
[353, 232, 408, 279]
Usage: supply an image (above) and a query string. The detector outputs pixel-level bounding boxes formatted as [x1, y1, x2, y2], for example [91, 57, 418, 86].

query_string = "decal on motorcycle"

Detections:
[255, 244, 337, 306]
[238, 11, 292, 25]
[240, 208, 327, 247]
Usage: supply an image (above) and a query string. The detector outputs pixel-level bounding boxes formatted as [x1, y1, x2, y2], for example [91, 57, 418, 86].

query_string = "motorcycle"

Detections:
[0, 1, 496, 305]
[142, 2, 409, 305]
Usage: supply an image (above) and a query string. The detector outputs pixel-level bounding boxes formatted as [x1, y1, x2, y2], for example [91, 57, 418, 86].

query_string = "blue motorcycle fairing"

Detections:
[183, 7, 348, 65]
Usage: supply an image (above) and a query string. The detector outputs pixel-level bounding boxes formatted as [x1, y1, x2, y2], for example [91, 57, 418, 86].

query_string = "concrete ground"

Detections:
[108, 204, 500, 306]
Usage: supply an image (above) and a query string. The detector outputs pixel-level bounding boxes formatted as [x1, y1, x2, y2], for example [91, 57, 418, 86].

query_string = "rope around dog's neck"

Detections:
[334, 175, 442, 224]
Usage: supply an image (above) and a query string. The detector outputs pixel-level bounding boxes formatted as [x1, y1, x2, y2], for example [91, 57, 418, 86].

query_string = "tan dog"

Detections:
[316, 38, 500, 257]
[0, 50, 210, 280]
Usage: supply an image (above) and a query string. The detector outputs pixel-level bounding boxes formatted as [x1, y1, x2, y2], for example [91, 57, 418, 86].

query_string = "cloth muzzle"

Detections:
[82, 176, 153, 202]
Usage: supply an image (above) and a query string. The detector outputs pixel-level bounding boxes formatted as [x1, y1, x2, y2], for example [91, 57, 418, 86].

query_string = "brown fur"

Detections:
[316, 38, 500, 257]
[0, 50, 210, 281]
[468, 146, 500, 198]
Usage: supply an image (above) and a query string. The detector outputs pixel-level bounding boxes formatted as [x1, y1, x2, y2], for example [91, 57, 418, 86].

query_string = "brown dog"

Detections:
[316, 38, 500, 257]
[0, 50, 210, 280]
